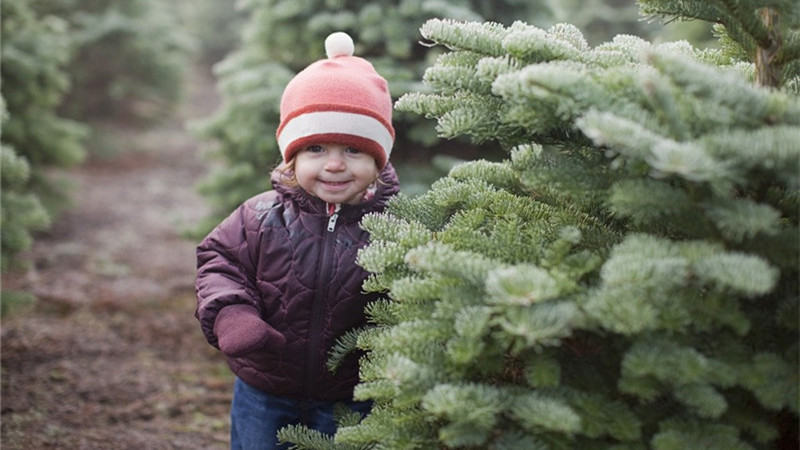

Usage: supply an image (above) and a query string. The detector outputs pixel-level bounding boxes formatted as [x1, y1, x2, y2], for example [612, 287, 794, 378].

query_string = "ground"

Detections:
[1, 65, 236, 449]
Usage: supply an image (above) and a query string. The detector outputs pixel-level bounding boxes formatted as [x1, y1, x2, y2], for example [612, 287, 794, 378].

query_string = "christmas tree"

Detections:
[279, 0, 799, 448]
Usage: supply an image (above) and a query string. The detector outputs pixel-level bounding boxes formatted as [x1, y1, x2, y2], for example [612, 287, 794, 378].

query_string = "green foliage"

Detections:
[1, 0, 193, 270]
[0, 288, 36, 317]
[0, 0, 88, 270]
[638, 0, 800, 88]
[193, 0, 668, 237]
[0, 143, 51, 271]
[31, 0, 192, 122]
[175, 0, 244, 64]
[281, 2, 798, 448]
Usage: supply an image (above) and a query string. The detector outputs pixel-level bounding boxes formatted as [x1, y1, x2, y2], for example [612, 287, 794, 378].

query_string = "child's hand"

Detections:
[214, 304, 286, 357]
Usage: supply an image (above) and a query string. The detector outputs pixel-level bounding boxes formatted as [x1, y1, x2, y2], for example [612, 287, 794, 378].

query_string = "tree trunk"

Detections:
[755, 7, 781, 88]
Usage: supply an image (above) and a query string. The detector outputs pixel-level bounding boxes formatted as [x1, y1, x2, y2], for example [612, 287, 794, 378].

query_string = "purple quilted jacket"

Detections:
[195, 164, 399, 400]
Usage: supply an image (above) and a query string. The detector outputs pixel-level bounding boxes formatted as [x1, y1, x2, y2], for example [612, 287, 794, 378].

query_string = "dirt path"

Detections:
[2, 65, 234, 449]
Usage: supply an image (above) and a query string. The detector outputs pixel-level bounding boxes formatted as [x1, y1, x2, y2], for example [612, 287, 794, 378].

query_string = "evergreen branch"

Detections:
[485, 265, 561, 306]
[332, 403, 365, 429]
[776, 28, 800, 65]
[446, 306, 493, 366]
[608, 178, 695, 228]
[388, 275, 456, 305]
[448, 159, 523, 192]
[494, 301, 584, 353]
[577, 110, 675, 167]
[362, 299, 398, 327]
[502, 23, 585, 62]
[377, 193, 454, 232]
[584, 233, 780, 334]
[404, 242, 503, 286]
[475, 55, 523, 83]
[673, 383, 729, 418]
[509, 390, 582, 434]
[593, 34, 652, 65]
[737, 352, 799, 412]
[704, 196, 783, 242]
[713, 0, 771, 46]
[335, 405, 439, 448]
[639, 65, 690, 141]
[638, 0, 724, 24]
[693, 251, 778, 297]
[651, 421, 755, 449]
[421, 382, 506, 425]
[359, 211, 433, 247]
[356, 241, 411, 274]
[422, 51, 492, 95]
[419, 18, 508, 56]
[275, 424, 342, 450]
[361, 273, 390, 294]
[702, 125, 800, 186]
[327, 326, 372, 374]
[435, 96, 508, 142]
[394, 92, 464, 119]
[559, 387, 643, 441]
[646, 47, 771, 129]
[620, 337, 736, 392]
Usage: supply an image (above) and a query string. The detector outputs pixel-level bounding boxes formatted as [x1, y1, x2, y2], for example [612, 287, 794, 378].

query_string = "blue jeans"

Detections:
[230, 378, 371, 450]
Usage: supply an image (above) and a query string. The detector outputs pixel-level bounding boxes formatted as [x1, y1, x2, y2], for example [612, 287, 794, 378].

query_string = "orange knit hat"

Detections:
[276, 32, 395, 169]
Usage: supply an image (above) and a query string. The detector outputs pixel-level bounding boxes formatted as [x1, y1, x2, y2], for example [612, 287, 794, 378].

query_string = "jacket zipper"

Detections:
[305, 203, 340, 398]
[327, 212, 339, 232]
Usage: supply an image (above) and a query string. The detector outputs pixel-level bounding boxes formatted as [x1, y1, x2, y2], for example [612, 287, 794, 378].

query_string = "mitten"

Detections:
[213, 304, 285, 357]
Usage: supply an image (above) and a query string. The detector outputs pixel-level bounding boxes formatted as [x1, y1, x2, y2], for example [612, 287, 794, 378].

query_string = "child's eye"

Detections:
[306, 145, 324, 153]
[345, 147, 361, 154]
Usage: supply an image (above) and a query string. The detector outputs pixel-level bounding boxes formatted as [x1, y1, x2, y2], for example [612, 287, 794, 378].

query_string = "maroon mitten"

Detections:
[214, 304, 285, 357]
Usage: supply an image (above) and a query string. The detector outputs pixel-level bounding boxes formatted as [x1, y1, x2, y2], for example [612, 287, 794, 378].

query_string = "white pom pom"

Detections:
[325, 32, 354, 58]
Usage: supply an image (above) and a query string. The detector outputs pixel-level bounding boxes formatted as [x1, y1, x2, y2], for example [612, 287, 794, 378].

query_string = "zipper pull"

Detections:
[326, 202, 341, 233]
[327, 213, 339, 232]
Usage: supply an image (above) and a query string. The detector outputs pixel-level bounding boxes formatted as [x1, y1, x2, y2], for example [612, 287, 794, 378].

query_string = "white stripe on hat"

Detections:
[278, 111, 393, 156]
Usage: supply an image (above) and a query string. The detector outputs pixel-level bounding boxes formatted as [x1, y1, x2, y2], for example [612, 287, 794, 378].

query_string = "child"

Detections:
[195, 32, 399, 449]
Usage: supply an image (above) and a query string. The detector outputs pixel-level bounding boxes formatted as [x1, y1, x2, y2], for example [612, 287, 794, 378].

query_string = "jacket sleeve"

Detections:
[195, 200, 261, 348]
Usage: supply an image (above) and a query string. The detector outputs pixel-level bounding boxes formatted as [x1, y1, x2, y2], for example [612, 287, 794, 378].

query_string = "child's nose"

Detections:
[324, 152, 346, 171]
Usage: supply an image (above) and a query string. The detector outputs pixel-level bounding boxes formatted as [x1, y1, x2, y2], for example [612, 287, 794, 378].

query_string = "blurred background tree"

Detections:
[29, 0, 192, 123]
[176, 0, 246, 66]
[191, 0, 688, 235]
[1, 0, 87, 271]
[1, 0, 196, 272]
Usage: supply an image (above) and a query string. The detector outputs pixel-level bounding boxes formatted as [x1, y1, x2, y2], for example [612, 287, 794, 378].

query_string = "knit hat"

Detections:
[276, 32, 395, 169]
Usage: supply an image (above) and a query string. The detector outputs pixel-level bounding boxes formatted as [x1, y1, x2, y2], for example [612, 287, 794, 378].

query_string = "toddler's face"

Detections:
[294, 143, 379, 205]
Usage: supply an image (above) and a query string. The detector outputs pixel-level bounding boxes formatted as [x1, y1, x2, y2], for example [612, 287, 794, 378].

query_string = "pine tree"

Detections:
[0, 0, 88, 270]
[192, 0, 667, 235]
[280, 1, 799, 448]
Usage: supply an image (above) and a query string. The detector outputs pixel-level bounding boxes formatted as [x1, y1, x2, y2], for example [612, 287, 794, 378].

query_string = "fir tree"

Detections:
[281, 1, 799, 449]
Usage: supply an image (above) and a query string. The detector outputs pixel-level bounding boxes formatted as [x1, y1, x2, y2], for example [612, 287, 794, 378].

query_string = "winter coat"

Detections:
[195, 163, 399, 400]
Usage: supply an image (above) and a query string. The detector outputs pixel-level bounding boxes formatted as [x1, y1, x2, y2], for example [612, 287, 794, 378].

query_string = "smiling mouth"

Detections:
[320, 180, 351, 189]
